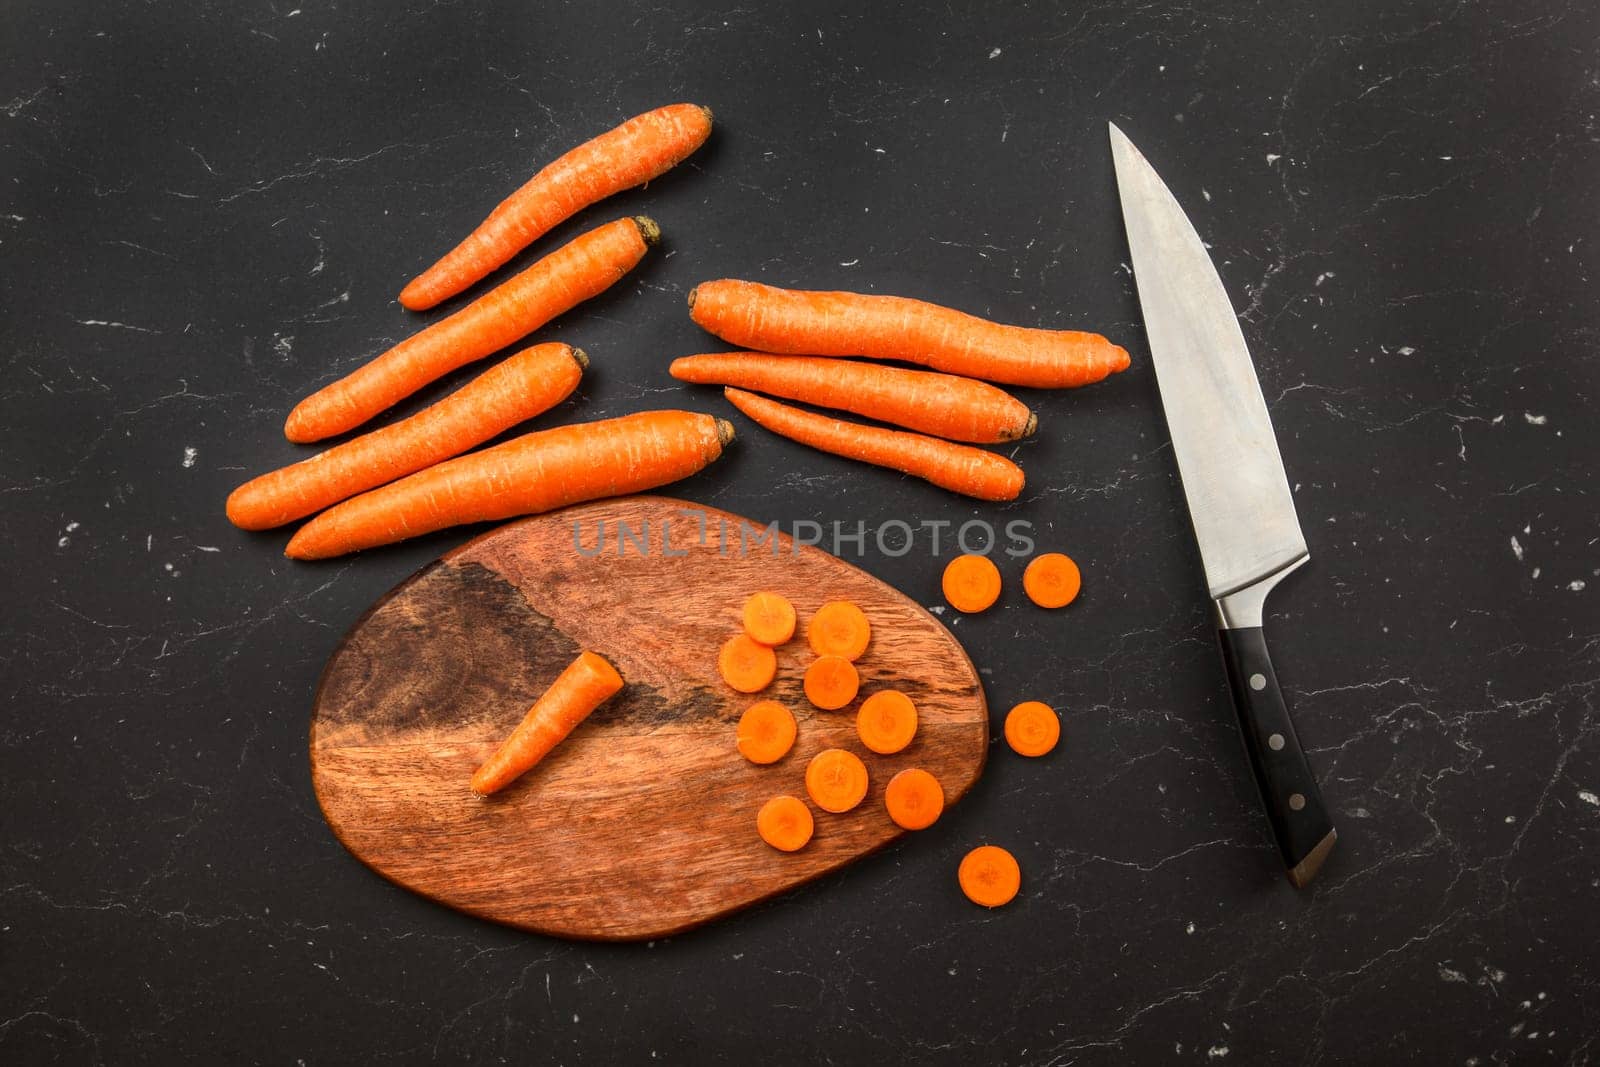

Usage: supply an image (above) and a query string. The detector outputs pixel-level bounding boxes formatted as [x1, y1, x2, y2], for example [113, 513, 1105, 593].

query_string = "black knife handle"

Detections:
[1217, 626, 1337, 887]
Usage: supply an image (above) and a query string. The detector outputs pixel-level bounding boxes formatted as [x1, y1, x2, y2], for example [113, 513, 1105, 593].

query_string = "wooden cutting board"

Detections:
[309, 496, 988, 940]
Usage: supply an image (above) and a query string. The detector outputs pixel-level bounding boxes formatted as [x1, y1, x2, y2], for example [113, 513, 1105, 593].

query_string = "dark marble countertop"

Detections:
[4, 2, 1596, 1063]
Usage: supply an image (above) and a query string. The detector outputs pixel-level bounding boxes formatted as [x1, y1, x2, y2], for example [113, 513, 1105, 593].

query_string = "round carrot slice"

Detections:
[807, 600, 871, 660]
[718, 633, 777, 693]
[942, 554, 1002, 613]
[803, 654, 859, 710]
[884, 768, 944, 830]
[1023, 552, 1081, 608]
[757, 795, 814, 852]
[742, 591, 797, 646]
[856, 690, 918, 754]
[737, 700, 797, 764]
[804, 748, 869, 813]
[959, 845, 1021, 907]
[1004, 701, 1061, 757]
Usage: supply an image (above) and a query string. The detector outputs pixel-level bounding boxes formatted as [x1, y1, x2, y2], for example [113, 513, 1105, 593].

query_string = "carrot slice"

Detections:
[959, 845, 1021, 907]
[806, 600, 871, 661]
[736, 700, 797, 764]
[1023, 552, 1081, 608]
[804, 655, 859, 710]
[757, 794, 814, 852]
[856, 690, 917, 754]
[719, 633, 777, 693]
[742, 591, 797, 646]
[805, 748, 869, 813]
[1004, 701, 1061, 757]
[942, 554, 1002, 613]
[885, 768, 945, 830]
[470, 651, 624, 795]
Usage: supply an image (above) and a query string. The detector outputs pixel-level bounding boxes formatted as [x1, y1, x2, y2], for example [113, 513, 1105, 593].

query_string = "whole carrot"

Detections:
[689, 279, 1129, 389]
[227, 344, 585, 531]
[723, 388, 1024, 501]
[402, 104, 712, 310]
[471, 651, 625, 795]
[286, 216, 656, 443]
[670, 352, 1036, 443]
[285, 410, 733, 559]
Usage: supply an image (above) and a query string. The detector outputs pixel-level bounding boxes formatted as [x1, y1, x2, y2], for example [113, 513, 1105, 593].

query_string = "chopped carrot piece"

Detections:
[470, 651, 624, 795]
[1004, 701, 1061, 757]
[942, 554, 1002, 613]
[719, 633, 777, 693]
[803, 655, 859, 710]
[805, 748, 869, 813]
[884, 768, 945, 830]
[736, 700, 797, 765]
[959, 845, 1021, 907]
[742, 591, 797, 646]
[806, 600, 871, 661]
[757, 795, 814, 852]
[856, 690, 918, 754]
[1023, 552, 1081, 608]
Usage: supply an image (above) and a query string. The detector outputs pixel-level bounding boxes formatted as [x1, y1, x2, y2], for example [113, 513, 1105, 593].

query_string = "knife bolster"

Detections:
[1213, 553, 1309, 629]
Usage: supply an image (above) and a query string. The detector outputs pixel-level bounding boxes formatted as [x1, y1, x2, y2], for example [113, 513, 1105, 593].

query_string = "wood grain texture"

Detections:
[309, 496, 988, 940]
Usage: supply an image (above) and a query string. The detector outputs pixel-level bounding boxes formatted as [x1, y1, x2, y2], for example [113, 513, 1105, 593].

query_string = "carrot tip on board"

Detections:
[698, 104, 714, 123]
[686, 285, 698, 311]
[571, 346, 589, 370]
[1021, 412, 1038, 438]
[633, 215, 662, 246]
[715, 418, 736, 446]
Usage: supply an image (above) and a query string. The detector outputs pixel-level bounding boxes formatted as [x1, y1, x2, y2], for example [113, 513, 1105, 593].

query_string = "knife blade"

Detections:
[1110, 123, 1336, 888]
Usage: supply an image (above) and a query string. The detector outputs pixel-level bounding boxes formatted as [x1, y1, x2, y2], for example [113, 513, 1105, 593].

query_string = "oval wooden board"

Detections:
[309, 496, 988, 940]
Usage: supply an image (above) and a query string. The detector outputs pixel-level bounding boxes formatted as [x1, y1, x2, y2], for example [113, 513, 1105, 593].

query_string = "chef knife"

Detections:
[1109, 124, 1337, 888]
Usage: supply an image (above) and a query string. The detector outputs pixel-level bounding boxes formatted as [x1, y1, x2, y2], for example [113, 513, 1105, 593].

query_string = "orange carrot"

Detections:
[942, 554, 1002, 613]
[1004, 701, 1060, 757]
[470, 651, 623, 795]
[401, 105, 711, 310]
[719, 633, 777, 694]
[885, 768, 944, 830]
[959, 845, 1020, 907]
[742, 591, 796, 646]
[757, 794, 814, 852]
[670, 353, 1036, 444]
[689, 280, 1129, 388]
[228, 344, 584, 531]
[284, 410, 731, 559]
[856, 690, 917, 755]
[1023, 552, 1081, 608]
[804, 655, 859, 711]
[805, 600, 871, 661]
[805, 748, 869, 813]
[724, 388, 1024, 501]
[737, 700, 797, 764]
[286, 217, 656, 443]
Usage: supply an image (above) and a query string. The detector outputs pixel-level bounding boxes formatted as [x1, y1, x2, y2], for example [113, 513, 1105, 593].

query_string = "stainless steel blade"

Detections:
[1110, 124, 1307, 599]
